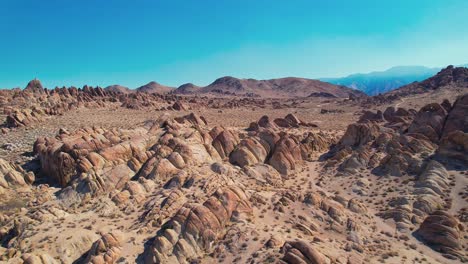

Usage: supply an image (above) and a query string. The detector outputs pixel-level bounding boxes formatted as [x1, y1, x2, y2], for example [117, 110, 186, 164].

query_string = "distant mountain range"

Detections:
[10, 64, 466, 97]
[321, 64, 468, 95]
[174, 76, 365, 98]
[103, 77, 365, 98]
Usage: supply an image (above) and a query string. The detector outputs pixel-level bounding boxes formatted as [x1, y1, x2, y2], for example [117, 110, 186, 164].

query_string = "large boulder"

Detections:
[408, 103, 447, 142]
[84, 233, 123, 264]
[268, 135, 303, 175]
[442, 94, 468, 137]
[229, 137, 270, 167]
[338, 123, 381, 149]
[211, 128, 240, 159]
[280, 240, 328, 264]
[437, 131, 468, 165]
[416, 211, 465, 260]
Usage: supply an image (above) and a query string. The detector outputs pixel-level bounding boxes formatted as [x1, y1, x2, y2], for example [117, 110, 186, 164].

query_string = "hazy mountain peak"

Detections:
[320, 65, 465, 95]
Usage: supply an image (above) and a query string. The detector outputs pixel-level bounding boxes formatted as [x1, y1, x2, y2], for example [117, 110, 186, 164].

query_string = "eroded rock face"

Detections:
[280, 240, 328, 264]
[229, 128, 333, 175]
[224, 116, 334, 175]
[211, 128, 240, 160]
[437, 131, 468, 164]
[436, 94, 468, 165]
[269, 135, 303, 175]
[408, 103, 447, 142]
[442, 94, 468, 137]
[0, 158, 34, 193]
[34, 113, 218, 203]
[337, 123, 381, 149]
[229, 136, 271, 167]
[142, 186, 252, 264]
[34, 125, 159, 189]
[416, 211, 466, 261]
[84, 233, 123, 264]
[326, 97, 468, 176]
[378, 160, 451, 230]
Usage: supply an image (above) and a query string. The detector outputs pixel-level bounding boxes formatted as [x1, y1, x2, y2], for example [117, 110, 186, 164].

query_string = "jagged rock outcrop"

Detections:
[441, 94, 468, 136]
[337, 123, 381, 149]
[229, 126, 333, 175]
[5, 108, 45, 127]
[34, 125, 160, 191]
[1, 79, 178, 128]
[34, 113, 213, 202]
[436, 94, 468, 165]
[407, 103, 447, 142]
[142, 186, 252, 264]
[232, 120, 333, 175]
[229, 135, 273, 168]
[325, 96, 468, 176]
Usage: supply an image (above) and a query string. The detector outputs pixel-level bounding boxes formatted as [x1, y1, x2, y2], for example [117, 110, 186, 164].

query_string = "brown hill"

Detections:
[387, 65, 468, 96]
[24, 79, 45, 94]
[174, 76, 365, 98]
[174, 83, 200, 94]
[136, 81, 173, 94]
[104, 85, 132, 94]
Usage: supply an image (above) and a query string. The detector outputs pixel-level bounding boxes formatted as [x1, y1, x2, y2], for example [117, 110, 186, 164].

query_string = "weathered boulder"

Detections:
[0, 158, 34, 193]
[211, 128, 240, 159]
[269, 135, 303, 175]
[142, 186, 252, 264]
[280, 240, 328, 264]
[338, 123, 381, 149]
[243, 164, 283, 186]
[437, 131, 468, 164]
[172, 101, 187, 111]
[408, 103, 447, 142]
[441, 94, 468, 137]
[229, 137, 270, 167]
[358, 110, 384, 123]
[416, 211, 465, 260]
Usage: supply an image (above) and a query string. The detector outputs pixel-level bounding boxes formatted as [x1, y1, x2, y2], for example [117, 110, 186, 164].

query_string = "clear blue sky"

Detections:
[1, 0, 467, 89]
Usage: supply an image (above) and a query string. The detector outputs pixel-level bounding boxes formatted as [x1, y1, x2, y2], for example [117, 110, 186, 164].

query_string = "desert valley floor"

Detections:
[0, 66, 467, 264]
